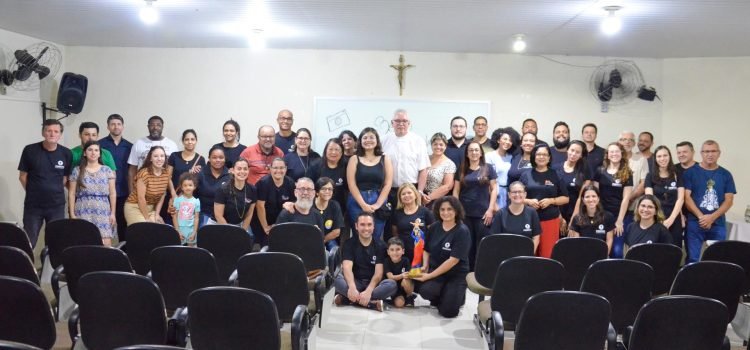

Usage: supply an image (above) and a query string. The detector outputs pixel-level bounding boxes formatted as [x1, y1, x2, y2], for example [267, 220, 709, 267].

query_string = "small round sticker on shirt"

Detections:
[325, 219, 333, 230]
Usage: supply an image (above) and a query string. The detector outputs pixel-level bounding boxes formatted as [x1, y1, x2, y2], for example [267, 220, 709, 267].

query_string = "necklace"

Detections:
[232, 183, 248, 220]
[297, 152, 309, 175]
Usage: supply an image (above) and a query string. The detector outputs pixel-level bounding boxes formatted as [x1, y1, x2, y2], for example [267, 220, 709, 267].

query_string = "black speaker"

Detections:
[57, 72, 88, 114]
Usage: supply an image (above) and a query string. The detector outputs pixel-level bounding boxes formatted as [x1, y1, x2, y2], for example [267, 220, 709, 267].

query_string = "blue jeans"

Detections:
[347, 190, 386, 241]
[611, 212, 634, 259]
[23, 204, 65, 249]
[686, 219, 726, 263]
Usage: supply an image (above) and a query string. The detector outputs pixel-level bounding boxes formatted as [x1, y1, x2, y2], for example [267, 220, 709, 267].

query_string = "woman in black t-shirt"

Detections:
[309, 138, 348, 209]
[413, 196, 470, 318]
[507, 132, 536, 184]
[453, 140, 497, 270]
[520, 144, 568, 258]
[283, 128, 321, 181]
[254, 158, 296, 246]
[645, 146, 685, 248]
[569, 185, 615, 254]
[593, 142, 633, 259]
[212, 119, 246, 169]
[489, 181, 541, 253]
[165, 129, 206, 225]
[556, 140, 592, 230]
[390, 183, 436, 261]
[624, 194, 672, 248]
[214, 158, 256, 238]
[314, 177, 345, 250]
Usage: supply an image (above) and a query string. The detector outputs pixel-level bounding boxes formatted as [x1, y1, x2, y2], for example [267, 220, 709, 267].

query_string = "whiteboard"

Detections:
[312, 97, 491, 152]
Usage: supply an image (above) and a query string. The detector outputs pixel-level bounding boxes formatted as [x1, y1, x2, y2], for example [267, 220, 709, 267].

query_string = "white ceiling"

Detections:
[0, 0, 749, 58]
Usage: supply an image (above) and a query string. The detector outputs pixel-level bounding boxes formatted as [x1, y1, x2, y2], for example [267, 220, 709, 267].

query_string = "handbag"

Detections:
[374, 202, 393, 221]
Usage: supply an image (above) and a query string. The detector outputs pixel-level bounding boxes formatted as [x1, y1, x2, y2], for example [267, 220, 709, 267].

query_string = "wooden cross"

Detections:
[390, 54, 414, 96]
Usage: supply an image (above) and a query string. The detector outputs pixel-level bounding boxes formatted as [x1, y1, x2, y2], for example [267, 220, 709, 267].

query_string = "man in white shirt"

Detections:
[127, 115, 179, 192]
[382, 109, 430, 214]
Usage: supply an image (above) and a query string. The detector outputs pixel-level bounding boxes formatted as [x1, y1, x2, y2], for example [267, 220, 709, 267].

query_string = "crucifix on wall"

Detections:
[390, 54, 414, 96]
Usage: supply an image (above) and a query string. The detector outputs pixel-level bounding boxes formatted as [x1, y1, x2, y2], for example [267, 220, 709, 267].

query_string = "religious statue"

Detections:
[408, 217, 425, 278]
[390, 54, 414, 96]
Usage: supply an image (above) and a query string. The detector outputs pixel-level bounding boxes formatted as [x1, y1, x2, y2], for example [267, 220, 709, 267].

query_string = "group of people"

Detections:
[18, 108, 736, 318]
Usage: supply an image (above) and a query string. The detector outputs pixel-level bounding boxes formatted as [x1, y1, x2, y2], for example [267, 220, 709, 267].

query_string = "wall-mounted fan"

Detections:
[589, 59, 658, 112]
[0, 42, 62, 92]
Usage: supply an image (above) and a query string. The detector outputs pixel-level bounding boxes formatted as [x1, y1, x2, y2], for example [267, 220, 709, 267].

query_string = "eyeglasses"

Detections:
[278, 117, 293, 122]
[618, 138, 635, 142]
[509, 191, 525, 195]
[270, 166, 286, 170]
[259, 135, 274, 139]
[451, 125, 466, 129]
[296, 137, 311, 141]
[319, 187, 334, 192]
[296, 188, 315, 193]
[535, 153, 550, 157]
[392, 119, 409, 124]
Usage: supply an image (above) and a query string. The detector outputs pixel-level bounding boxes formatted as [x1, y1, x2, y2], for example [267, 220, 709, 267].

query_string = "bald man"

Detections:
[240, 125, 284, 185]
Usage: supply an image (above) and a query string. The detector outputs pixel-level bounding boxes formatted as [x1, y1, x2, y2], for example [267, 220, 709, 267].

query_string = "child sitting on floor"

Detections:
[384, 237, 416, 307]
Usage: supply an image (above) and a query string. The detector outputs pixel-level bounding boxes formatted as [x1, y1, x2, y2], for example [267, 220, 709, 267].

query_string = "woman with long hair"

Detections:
[68, 141, 116, 246]
[339, 130, 358, 163]
[568, 185, 615, 254]
[593, 142, 633, 258]
[520, 144, 568, 258]
[556, 140, 591, 232]
[125, 146, 170, 225]
[489, 181, 541, 253]
[253, 157, 296, 247]
[452, 140, 497, 269]
[214, 158, 256, 238]
[212, 119, 246, 169]
[166, 129, 206, 224]
[309, 138, 348, 206]
[346, 127, 393, 240]
[645, 145, 685, 247]
[413, 196, 471, 318]
[195, 146, 230, 227]
[485, 127, 519, 210]
[507, 132, 537, 184]
[391, 183, 436, 261]
[624, 194, 672, 248]
[284, 128, 321, 181]
[423, 132, 456, 208]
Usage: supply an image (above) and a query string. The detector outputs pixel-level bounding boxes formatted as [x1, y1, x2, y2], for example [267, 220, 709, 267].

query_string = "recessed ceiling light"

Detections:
[139, 0, 159, 25]
[248, 28, 266, 50]
[601, 5, 623, 36]
[512, 34, 527, 53]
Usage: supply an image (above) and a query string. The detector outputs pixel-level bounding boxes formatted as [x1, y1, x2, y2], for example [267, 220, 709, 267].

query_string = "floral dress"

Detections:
[70, 166, 115, 238]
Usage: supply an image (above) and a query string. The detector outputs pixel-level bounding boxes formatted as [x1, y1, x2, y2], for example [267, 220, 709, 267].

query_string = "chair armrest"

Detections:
[51, 265, 64, 301]
[313, 274, 325, 316]
[623, 325, 633, 349]
[606, 322, 617, 350]
[228, 269, 238, 286]
[146, 271, 152, 279]
[40, 246, 49, 266]
[291, 304, 311, 350]
[167, 307, 189, 346]
[68, 305, 80, 344]
[490, 311, 505, 350]
[115, 241, 126, 249]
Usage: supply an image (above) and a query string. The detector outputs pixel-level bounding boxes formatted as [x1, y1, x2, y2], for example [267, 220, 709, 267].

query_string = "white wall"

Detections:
[0, 28, 65, 222]
[662, 57, 750, 219]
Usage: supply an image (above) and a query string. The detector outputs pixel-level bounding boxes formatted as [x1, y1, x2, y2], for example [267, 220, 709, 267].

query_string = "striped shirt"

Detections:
[127, 168, 170, 205]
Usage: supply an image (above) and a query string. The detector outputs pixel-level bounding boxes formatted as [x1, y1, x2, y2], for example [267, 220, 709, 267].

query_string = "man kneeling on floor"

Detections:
[334, 212, 397, 311]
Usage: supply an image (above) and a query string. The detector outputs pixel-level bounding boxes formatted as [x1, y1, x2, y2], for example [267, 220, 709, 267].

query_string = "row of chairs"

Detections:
[0, 268, 314, 350]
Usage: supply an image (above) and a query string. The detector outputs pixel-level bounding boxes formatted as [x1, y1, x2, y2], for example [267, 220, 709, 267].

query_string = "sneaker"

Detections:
[405, 294, 417, 306]
[334, 294, 344, 306]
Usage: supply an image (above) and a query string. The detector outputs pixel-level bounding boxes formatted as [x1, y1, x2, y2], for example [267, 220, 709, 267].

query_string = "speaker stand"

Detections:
[41, 102, 71, 122]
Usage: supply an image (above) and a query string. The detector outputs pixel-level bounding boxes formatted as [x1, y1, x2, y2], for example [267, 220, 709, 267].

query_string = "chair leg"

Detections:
[68, 305, 79, 345]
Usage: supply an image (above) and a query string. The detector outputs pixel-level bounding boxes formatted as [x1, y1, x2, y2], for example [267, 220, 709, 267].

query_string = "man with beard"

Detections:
[618, 130, 649, 224]
[520, 118, 549, 148]
[275, 177, 325, 232]
[637, 132, 654, 160]
[471, 116, 494, 154]
[445, 116, 468, 168]
[127, 116, 179, 192]
[100, 114, 133, 241]
[240, 125, 284, 185]
[549, 121, 570, 170]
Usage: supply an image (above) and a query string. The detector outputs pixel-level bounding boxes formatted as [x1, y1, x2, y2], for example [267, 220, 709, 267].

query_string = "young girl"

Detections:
[68, 141, 116, 246]
[172, 173, 200, 246]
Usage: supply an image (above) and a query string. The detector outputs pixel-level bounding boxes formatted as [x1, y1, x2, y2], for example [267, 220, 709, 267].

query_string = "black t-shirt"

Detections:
[283, 151, 322, 181]
[520, 169, 568, 221]
[18, 142, 73, 208]
[383, 256, 411, 280]
[507, 155, 532, 184]
[457, 165, 498, 217]
[556, 164, 593, 221]
[167, 152, 206, 188]
[256, 175, 296, 224]
[390, 207, 436, 261]
[275, 209, 326, 236]
[550, 148, 567, 170]
[625, 222, 673, 246]
[570, 211, 616, 241]
[676, 163, 697, 216]
[644, 172, 683, 217]
[342, 237, 386, 280]
[214, 182, 257, 224]
[489, 206, 541, 238]
[211, 143, 246, 169]
[314, 200, 345, 236]
[309, 161, 348, 208]
[445, 139, 466, 171]
[275, 132, 297, 155]
[424, 222, 471, 275]
[195, 167, 230, 220]
[593, 167, 633, 216]
[586, 145, 606, 174]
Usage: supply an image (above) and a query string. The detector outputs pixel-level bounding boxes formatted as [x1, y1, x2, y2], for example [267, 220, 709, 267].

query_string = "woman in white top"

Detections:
[422, 132, 456, 208]
[485, 127, 519, 210]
